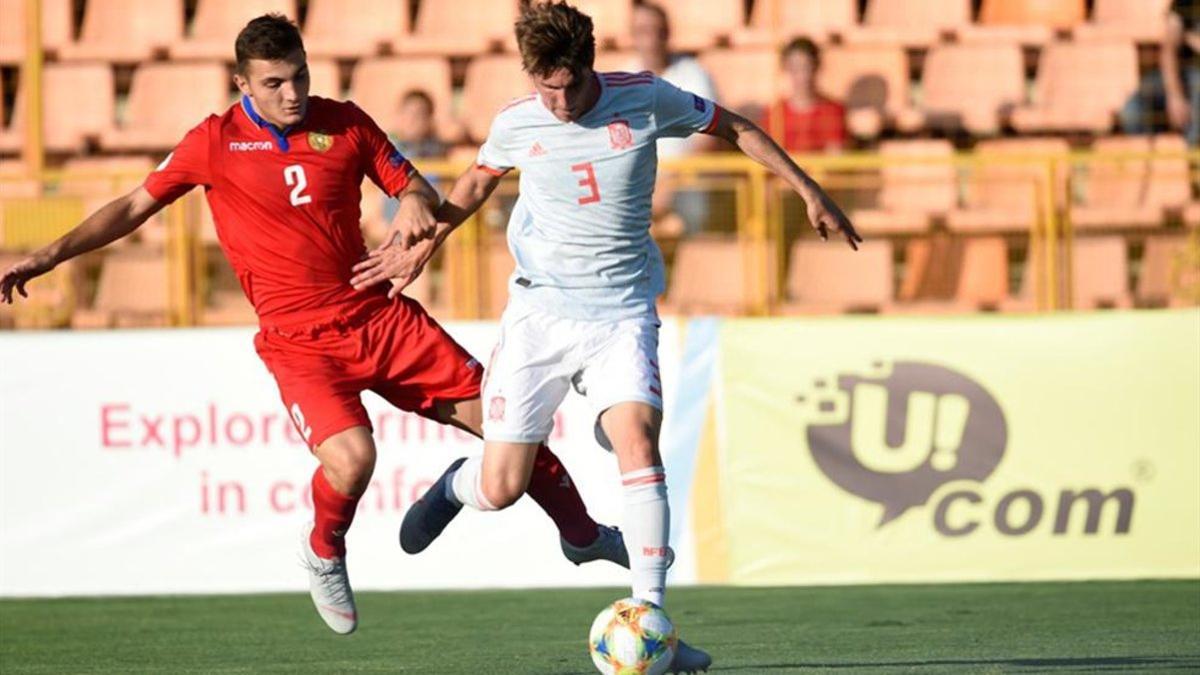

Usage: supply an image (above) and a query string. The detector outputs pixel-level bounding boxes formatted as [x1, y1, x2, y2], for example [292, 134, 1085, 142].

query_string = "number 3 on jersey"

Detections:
[284, 164, 312, 206]
[571, 162, 601, 205]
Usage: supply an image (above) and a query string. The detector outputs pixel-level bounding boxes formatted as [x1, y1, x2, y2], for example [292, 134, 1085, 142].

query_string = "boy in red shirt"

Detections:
[760, 37, 847, 153]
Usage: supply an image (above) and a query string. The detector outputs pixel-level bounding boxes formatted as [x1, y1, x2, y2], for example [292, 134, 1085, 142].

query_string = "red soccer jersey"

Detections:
[760, 97, 847, 153]
[143, 95, 414, 326]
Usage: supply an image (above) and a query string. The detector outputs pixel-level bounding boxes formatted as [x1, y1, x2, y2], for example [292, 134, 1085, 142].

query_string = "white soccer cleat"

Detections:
[668, 638, 712, 674]
[300, 521, 358, 635]
[561, 525, 676, 570]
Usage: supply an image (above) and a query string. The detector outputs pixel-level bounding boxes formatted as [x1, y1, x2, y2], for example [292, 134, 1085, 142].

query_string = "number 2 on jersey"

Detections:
[284, 165, 312, 206]
[571, 162, 601, 205]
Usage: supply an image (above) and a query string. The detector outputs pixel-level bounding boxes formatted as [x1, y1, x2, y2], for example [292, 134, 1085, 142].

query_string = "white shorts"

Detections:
[481, 300, 663, 448]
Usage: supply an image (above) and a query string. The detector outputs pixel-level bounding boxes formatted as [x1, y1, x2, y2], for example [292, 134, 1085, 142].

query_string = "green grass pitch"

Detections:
[1, 581, 1196, 673]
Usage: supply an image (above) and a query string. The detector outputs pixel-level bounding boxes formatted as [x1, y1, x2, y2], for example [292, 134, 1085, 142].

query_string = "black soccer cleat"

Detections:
[399, 457, 466, 554]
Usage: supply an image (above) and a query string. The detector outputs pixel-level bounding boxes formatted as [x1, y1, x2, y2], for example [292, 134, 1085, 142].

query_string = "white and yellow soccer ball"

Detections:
[587, 597, 677, 675]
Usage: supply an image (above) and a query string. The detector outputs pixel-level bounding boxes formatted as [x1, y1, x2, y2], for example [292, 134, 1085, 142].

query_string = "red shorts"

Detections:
[254, 295, 483, 449]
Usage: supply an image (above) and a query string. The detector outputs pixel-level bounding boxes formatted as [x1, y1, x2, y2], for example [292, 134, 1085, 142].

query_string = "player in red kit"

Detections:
[0, 15, 629, 634]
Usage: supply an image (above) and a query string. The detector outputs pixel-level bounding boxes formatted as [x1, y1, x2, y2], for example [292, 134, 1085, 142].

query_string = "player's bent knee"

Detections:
[479, 471, 527, 510]
[317, 430, 377, 496]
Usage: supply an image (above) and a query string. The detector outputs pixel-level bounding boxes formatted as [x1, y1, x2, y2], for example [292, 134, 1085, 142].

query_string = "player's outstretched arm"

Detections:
[706, 109, 862, 250]
[351, 165, 503, 296]
[1, 186, 164, 304]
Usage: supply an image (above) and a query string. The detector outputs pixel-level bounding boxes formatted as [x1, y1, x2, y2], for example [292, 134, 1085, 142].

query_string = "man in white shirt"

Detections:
[350, 2, 860, 671]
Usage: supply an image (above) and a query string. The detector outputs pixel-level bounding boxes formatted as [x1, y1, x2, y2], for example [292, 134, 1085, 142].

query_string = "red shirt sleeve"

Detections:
[349, 102, 414, 197]
[143, 118, 213, 204]
[819, 101, 847, 150]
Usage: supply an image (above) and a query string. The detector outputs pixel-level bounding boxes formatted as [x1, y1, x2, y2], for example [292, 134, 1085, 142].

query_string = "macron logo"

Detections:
[228, 141, 274, 152]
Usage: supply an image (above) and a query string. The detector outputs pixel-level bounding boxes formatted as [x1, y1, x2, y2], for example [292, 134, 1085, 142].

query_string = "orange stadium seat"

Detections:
[900, 235, 1010, 312]
[303, 0, 408, 59]
[1139, 234, 1199, 307]
[735, 0, 859, 47]
[396, 0, 519, 56]
[349, 57, 456, 140]
[779, 239, 893, 314]
[697, 48, 779, 118]
[4, 63, 116, 154]
[0, 69, 15, 155]
[59, 0, 184, 63]
[0, 0, 73, 64]
[947, 137, 1070, 234]
[593, 50, 638, 74]
[1011, 40, 1138, 133]
[101, 62, 231, 153]
[1075, 0, 1172, 43]
[1070, 236, 1132, 308]
[461, 54, 533, 143]
[653, 0, 746, 51]
[816, 44, 911, 139]
[571, 0, 634, 50]
[903, 43, 1024, 136]
[664, 234, 749, 315]
[1072, 135, 1189, 230]
[0, 251, 77, 329]
[171, 0, 299, 60]
[58, 156, 159, 243]
[307, 59, 342, 99]
[852, 139, 957, 235]
[961, 0, 1086, 45]
[72, 247, 171, 328]
[847, 0, 972, 48]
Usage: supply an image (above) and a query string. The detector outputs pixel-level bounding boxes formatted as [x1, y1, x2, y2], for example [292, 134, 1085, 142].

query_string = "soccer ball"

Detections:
[588, 597, 677, 675]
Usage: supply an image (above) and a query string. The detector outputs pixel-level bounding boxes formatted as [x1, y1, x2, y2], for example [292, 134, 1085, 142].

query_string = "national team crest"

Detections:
[488, 396, 506, 422]
[607, 119, 633, 150]
[308, 131, 334, 152]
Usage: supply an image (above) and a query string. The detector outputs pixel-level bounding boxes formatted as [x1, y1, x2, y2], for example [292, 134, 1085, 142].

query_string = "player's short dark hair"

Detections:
[235, 14, 305, 73]
[515, 1, 596, 78]
[400, 89, 435, 112]
[781, 37, 820, 68]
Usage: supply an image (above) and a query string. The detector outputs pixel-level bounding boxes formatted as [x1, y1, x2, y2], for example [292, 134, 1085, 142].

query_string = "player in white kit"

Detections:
[350, 2, 860, 671]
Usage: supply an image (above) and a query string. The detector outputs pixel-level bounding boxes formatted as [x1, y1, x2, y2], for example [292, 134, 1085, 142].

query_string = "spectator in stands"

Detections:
[761, 38, 846, 153]
[624, 0, 718, 233]
[1122, 1, 1200, 144]
[384, 89, 447, 223]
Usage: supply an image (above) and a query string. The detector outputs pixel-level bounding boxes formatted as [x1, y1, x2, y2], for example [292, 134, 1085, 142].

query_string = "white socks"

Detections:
[621, 466, 670, 608]
[447, 457, 498, 511]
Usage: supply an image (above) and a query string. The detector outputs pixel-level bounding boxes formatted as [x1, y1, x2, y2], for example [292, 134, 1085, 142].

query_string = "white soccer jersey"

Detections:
[476, 71, 720, 321]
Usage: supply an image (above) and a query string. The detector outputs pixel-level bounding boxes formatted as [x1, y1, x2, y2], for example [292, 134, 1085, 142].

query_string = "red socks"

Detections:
[310, 467, 360, 559]
[526, 445, 599, 547]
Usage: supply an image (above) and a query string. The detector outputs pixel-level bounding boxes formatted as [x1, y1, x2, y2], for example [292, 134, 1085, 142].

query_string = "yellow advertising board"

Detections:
[700, 310, 1200, 584]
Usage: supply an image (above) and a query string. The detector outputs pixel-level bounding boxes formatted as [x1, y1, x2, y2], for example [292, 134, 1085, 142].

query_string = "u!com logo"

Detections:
[797, 361, 1008, 526]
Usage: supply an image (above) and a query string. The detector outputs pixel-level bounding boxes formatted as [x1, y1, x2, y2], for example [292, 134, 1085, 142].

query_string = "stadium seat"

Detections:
[851, 140, 957, 235]
[71, 247, 171, 328]
[1072, 135, 1189, 230]
[961, 0, 1086, 45]
[4, 63, 116, 154]
[571, 0, 634, 50]
[947, 137, 1071, 234]
[303, 0, 408, 59]
[349, 57, 456, 141]
[1070, 236, 1132, 309]
[816, 44, 911, 138]
[697, 48, 779, 118]
[847, 0, 972, 48]
[1138, 233, 1200, 307]
[461, 55, 533, 143]
[0, 69, 15, 155]
[664, 234, 749, 315]
[734, 0, 859, 47]
[651, 0, 746, 51]
[593, 50, 638, 74]
[100, 62, 231, 153]
[58, 157, 158, 242]
[307, 59, 342, 99]
[1074, 0, 1172, 43]
[59, 0, 185, 63]
[779, 239, 893, 314]
[396, 0, 519, 56]
[0, 251, 76, 329]
[899, 235, 1010, 312]
[171, 0, 298, 60]
[0, 0, 74, 64]
[201, 289, 257, 326]
[1011, 40, 1138, 134]
[903, 43, 1024, 136]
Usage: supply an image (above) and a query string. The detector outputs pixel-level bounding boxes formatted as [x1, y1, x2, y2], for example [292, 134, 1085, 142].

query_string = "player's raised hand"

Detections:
[1, 253, 55, 304]
[805, 188, 862, 251]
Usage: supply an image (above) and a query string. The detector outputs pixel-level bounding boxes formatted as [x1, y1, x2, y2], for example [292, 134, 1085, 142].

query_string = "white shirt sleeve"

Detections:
[652, 75, 719, 140]
[476, 115, 515, 174]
